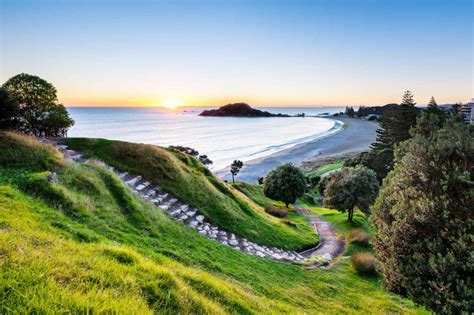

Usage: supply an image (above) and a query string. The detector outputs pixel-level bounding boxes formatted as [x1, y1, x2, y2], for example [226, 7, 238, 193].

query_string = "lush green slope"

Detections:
[63, 137, 317, 251]
[0, 132, 427, 313]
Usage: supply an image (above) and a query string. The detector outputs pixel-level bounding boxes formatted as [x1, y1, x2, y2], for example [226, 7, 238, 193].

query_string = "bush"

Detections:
[348, 229, 373, 247]
[263, 163, 306, 207]
[352, 253, 377, 276]
[264, 205, 288, 218]
[371, 117, 473, 313]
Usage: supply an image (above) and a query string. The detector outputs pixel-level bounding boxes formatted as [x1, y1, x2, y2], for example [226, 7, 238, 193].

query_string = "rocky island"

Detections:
[199, 103, 289, 117]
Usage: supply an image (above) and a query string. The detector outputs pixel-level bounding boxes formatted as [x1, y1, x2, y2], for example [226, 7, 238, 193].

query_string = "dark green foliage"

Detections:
[425, 96, 445, 126]
[0, 88, 20, 130]
[371, 117, 473, 314]
[317, 176, 330, 195]
[356, 103, 398, 117]
[306, 174, 321, 188]
[2, 73, 74, 136]
[372, 91, 418, 150]
[323, 167, 379, 221]
[264, 205, 288, 218]
[344, 149, 394, 182]
[230, 160, 243, 183]
[344, 106, 355, 117]
[263, 163, 306, 207]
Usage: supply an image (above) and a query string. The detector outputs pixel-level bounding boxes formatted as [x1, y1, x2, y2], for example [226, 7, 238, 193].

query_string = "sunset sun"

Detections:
[162, 99, 183, 109]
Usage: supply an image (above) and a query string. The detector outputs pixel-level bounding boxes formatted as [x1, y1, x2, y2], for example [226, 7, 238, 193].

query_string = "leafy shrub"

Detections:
[352, 253, 377, 276]
[348, 229, 373, 247]
[371, 117, 473, 313]
[264, 205, 288, 218]
[263, 163, 306, 207]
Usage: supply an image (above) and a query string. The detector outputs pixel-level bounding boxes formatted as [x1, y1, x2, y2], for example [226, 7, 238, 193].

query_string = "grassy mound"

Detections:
[63, 138, 317, 250]
[0, 133, 427, 313]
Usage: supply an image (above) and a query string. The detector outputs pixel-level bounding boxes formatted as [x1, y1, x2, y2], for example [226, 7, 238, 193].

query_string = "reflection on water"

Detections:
[67, 106, 344, 170]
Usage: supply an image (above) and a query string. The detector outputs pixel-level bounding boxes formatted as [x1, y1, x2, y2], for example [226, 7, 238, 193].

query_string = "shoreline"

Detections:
[214, 117, 378, 183]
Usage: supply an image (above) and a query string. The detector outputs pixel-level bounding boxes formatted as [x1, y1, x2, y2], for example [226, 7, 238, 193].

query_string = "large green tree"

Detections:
[0, 88, 20, 130]
[323, 166, 379, 221]
[372, 91, 418, 150]
[2, 73, 74, 136]
[425, 96, 445, 126]
[263, 163, 306, 207]
[371, 116, 473, 314]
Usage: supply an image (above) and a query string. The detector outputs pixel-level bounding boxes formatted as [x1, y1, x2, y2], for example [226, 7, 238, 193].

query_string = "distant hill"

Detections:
[356, 103, 423, 117]
[199, 103, 289, 117]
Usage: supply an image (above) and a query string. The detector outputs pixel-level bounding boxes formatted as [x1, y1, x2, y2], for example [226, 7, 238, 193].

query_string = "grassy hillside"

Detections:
[0, 132, 427, 313]
[63, 137, 317, 251]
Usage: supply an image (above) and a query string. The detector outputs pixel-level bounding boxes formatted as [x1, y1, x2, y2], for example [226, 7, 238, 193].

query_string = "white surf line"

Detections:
[51, 142, 312, 263]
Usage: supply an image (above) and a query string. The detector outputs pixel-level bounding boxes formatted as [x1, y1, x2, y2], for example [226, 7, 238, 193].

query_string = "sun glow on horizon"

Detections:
[161, 99, 183, 109]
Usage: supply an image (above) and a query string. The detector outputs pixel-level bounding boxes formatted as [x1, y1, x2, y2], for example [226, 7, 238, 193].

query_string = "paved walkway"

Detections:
[294, 204, 345, 261]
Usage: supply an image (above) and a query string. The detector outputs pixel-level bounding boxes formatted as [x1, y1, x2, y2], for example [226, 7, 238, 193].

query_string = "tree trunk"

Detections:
[232, 174, 234, 183]
[348, 208, 354, 221]
[285, 202, 289, 208]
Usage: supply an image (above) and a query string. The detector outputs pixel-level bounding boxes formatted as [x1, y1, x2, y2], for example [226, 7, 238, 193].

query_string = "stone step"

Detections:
[117, 171, 128, 179]
[141, 186, 159, 199]
[124, 175, 142, 186]
[134, 180, 150, 192]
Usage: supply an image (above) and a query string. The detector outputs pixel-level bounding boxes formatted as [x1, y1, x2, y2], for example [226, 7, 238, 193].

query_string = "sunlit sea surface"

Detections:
[67, 106, 345, 170]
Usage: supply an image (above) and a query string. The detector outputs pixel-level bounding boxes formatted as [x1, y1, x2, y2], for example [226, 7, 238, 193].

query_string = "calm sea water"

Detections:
[67, 106, 345, 170]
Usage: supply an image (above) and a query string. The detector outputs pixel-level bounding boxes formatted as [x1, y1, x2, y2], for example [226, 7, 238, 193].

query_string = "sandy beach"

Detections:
[215, 117, 378, 183]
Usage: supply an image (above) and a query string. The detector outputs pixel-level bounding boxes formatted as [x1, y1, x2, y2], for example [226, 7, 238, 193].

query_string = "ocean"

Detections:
[67, 106, 345, 171]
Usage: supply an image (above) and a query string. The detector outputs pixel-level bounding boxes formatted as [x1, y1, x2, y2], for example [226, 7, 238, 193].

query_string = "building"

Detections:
[461, 99, 474, 124]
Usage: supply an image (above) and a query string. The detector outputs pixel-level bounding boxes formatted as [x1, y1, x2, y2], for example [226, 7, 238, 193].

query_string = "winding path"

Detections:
[294, 204, 345, 262]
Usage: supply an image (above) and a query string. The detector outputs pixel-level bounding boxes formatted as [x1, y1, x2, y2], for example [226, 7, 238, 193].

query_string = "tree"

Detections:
[345, 106, 355, 117]
[323, 167, 379, 221]
[371, 117, 473, 313]
[344, 149, 394, 182]
[198, 154, 213, 166]
[372, 91, 418, 150]
[2, 73, 74, 137]
[263, 163, 306, 207]
[0, 88, 20, 130]
[230, 160, 243, 183]
[425, 96, 445, 126]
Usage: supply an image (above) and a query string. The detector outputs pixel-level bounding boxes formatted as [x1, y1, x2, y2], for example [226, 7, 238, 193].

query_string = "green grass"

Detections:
[0, 132, 428, 313]
[231, 181, 284, 208]
[308, 161, 344, 176]
[62, 137, 318, 251]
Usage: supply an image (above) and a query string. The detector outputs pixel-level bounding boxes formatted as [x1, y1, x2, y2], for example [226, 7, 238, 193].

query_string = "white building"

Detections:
[461, 99, 474, 124]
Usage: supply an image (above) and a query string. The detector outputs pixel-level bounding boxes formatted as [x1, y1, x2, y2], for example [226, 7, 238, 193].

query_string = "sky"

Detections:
[1, 0, 472, 107]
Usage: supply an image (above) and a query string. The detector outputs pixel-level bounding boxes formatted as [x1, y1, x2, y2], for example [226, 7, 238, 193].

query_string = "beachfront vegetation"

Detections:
[0, 131, 427, 313]
[323, 166, 379, 221]
[1, 73, 74, 137]
[0, 87, 20, 130]
[371, 115, 473, 314]
[62, 137, 317, 251]
[263, 163, 306, 207]
[230, 159, 243, 183]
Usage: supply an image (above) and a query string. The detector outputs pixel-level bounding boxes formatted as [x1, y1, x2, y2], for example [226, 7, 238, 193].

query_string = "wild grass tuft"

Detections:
[352, 252, 378, 276]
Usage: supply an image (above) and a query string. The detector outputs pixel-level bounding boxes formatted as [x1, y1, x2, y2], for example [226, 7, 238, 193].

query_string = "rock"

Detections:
[188, 220, 198, 228]
[195, 215, 205, 223]
[220, 240, 228, 246]
[177, 214, 188, 221]
[322, 253, 332, 261]
[199, 230, 207, 235]
[255, 251, 266, 258]
[229, 239, 239, 246]
[48, 171, 58, 183]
